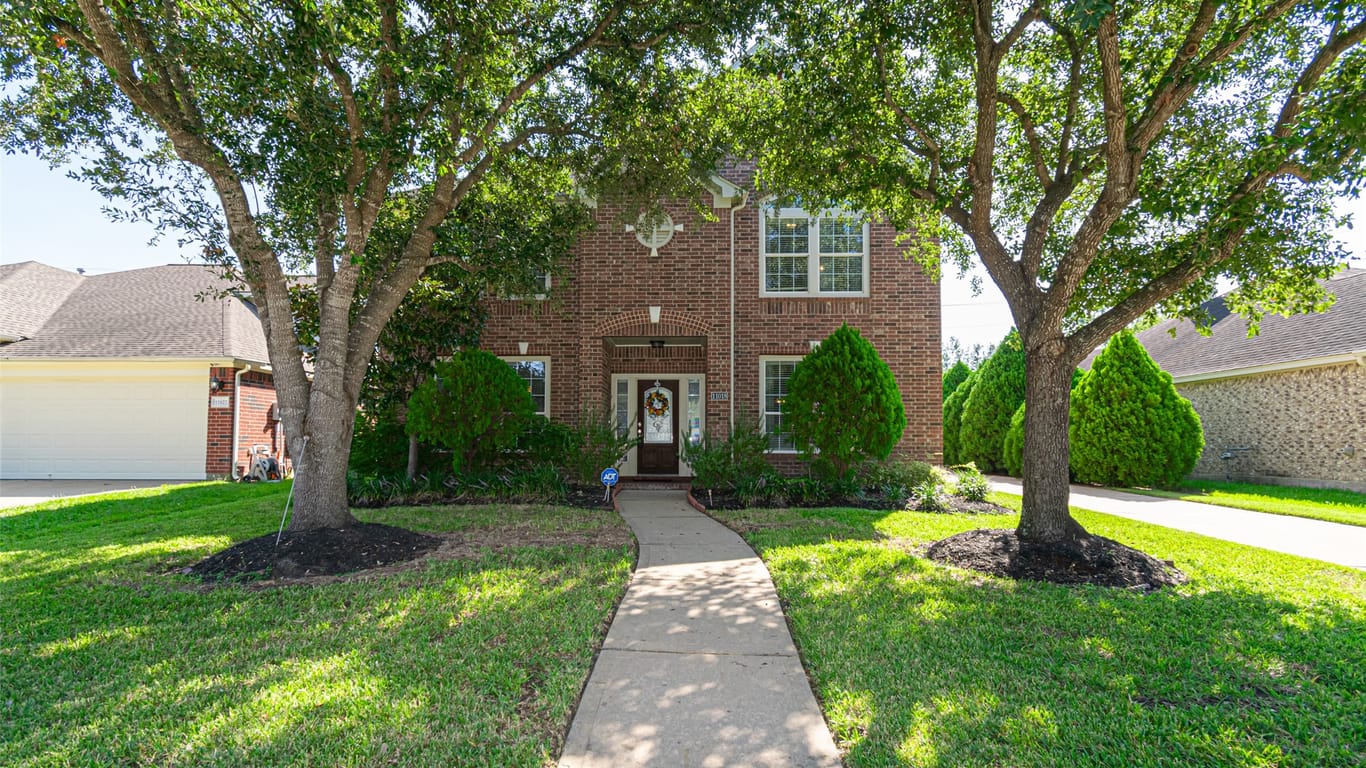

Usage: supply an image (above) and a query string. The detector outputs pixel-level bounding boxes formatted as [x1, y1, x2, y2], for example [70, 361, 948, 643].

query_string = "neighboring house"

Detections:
[0, 262, 278, 480]
[1130, 268, 1366, 492]
[480, 161, 943, 476]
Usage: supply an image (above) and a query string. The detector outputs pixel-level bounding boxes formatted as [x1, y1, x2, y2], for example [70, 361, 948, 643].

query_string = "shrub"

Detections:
[682, 412, 771, 490]
[407, 350, 535, 473]
[350, 407, 410, 476]
[513, 415, 578, 469]
[1069, 330, 1204, 487]
[446, 463, 565, 503]
[859, 459, 935, 498]
[1002, 368, 1083, 477]
[943, 360, 971, 401]
[1002, 404, 1027, 477]
[562, 407, 637, 486]
[942, 370, 977, 465]
[959, 330, 1025, 473]
[785, 324, 906, 478]
[347, 471, 450, 508]
[951, 462, 989, 502]
[913, 479, 951, 512]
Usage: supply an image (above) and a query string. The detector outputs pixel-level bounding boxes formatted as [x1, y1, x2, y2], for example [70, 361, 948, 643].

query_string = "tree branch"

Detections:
[997, 90, 1051, 187]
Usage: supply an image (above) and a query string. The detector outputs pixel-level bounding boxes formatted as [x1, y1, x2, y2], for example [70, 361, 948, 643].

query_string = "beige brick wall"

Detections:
[1179, 362, 1366, 491]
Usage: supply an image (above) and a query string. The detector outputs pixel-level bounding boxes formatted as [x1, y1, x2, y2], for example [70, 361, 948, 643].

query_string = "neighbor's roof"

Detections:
[0, 261, 86, 342]
[1131, 268, 1366, 380]
[0, 263, 270, 364]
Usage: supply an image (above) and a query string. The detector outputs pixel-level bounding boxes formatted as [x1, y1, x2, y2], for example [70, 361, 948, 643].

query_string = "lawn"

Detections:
[710, 494, 1366, 768]
[0, 482, 632, 767]
[1123, 480, 1366, 528]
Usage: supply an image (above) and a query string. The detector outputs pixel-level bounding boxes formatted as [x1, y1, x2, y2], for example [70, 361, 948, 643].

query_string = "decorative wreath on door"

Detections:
[645, 391, 670, 417]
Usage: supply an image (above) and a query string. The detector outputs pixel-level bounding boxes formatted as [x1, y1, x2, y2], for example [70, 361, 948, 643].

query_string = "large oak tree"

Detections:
[2, 0, 754, 529]
[737, 0, 1363, 552]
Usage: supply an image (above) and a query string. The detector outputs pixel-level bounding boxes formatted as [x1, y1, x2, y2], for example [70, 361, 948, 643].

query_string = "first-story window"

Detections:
[504, 358, 549, 417]
[761, 357, 802, 452]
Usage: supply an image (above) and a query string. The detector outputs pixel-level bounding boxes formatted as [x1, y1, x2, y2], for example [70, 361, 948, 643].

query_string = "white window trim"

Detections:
[759, 204, 870, 298]
[505, 272, 552, 301]
[759, 355, 804, 454]
[502, 356, 550, 417]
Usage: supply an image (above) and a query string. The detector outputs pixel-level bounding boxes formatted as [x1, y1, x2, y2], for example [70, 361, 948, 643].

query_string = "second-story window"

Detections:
[762, 206, 869, 297]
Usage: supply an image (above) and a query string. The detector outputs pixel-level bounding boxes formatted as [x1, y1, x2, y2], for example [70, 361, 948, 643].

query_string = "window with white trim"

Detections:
[504, 358, 549, 417]
[761, 206, 869, 296]
[761, 356, 803, 452]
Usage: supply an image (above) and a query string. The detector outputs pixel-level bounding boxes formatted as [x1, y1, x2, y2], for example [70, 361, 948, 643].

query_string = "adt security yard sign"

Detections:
[600, 468, 619, 487]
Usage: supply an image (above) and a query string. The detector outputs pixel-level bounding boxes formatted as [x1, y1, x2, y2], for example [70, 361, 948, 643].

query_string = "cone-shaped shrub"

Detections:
[786, 324, 906, 477]
[959, 330, 1025, 472]
[943, 360, 971, 401]
[1069, 330, 1204, 487]
[1002, 368, 1084, 477]
[942, 369, 977, 465]
[407, 349, 535, 473]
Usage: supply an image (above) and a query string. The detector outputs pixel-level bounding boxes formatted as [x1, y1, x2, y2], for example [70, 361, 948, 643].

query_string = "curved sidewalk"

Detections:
[559, 489, 841, 768]
[989, 477, 1366, 570]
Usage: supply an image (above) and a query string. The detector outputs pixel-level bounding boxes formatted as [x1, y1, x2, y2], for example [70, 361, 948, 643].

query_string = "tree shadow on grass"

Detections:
[1, 486, 635, 767]
[720, 507, 1366, 768]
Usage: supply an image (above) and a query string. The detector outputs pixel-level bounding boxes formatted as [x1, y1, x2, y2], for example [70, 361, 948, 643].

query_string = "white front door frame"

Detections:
[611, 372, 705, 477]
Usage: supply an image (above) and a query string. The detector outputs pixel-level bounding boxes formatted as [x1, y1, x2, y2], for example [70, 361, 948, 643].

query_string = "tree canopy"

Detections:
[2, 0, 759, 529]
[729, 0, 1364, 550]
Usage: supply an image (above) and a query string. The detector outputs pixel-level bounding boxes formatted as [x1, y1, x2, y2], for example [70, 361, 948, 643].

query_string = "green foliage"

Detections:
[562, 408, 638, 486]
[959, 331, 1026, 473]
[785, 324, 906, 478]
[951, 463, 989, 502]
[514, 416, 578, 469]
[350, 407, 412, 477]
[406, 350, 535, 474]
[912, 480, 951, 513]
[941, 369, 977, 465]
[347, 471, 451, 508]
[942, 360, 971, 402]
[446, 464, 566, 504]
[859, 460, 935, 506]
[682, 413, 771, 490]
[1002, 368, 1084, 478]
[1069, 331, 1204, 487]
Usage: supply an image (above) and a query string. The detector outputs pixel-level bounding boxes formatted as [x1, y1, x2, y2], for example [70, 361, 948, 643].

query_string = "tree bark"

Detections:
[287, 393, 360, 530]
[1016, 332, 1089, 549]
[406, 434, 420, 481]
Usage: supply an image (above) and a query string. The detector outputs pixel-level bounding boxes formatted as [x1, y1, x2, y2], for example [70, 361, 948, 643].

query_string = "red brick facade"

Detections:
[204, 366, 279, 478]
[480, 164, 942, 475]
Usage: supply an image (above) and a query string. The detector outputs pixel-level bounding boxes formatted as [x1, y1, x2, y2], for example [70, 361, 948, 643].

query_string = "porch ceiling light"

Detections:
[649, 339, 666, 350]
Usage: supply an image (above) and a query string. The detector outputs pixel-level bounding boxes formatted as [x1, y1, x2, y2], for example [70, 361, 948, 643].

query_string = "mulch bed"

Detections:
[925, 528, 1188, 591]
[692, 487, 1012, 514]
[185, 523, 442, 581]
[351, 483, 613, 511]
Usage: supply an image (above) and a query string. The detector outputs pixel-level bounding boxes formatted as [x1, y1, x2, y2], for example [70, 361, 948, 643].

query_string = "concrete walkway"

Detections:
[560, 489, 841, 768]
[989, 477, 1366, 570]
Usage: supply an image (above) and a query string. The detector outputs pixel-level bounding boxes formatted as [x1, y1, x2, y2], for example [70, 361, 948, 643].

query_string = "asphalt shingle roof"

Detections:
[1130, 269, 1366, 379]
[0, 263, 270, 364]
[0, 261, 85, 341]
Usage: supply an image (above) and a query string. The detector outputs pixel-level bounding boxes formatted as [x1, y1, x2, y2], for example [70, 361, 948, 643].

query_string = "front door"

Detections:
[637, 379, 679, 475]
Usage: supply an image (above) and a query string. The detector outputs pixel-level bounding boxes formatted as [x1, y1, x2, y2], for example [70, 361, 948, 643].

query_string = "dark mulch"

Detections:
[562, 484, 616, 510]
[185, 523, 442, 581]
[926, 528, 1188, 591]
[692, 487, 1012, 515]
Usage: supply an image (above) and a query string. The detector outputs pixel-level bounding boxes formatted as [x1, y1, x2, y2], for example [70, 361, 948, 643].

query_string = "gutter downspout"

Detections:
[230, 364, 253, 480]
[729, 189, 749, 432]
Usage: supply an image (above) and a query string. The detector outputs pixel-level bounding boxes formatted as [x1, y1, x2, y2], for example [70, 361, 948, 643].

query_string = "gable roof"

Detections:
[0, 261, 86, 342]
[1129, 269, 1366, 381]
[0, 263, 270, 364]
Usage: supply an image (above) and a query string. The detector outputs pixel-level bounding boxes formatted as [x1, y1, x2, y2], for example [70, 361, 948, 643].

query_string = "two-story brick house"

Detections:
[479, 162, 943, 477]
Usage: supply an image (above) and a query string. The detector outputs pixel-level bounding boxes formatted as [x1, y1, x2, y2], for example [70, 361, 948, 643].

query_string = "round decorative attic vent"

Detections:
[626, 212, 683, 257]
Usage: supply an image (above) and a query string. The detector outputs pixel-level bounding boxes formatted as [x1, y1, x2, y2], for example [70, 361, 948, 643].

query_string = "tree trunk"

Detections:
[286, 394, 359, 531]
[1016, 335, 1089, 549]
[406, 434, 420, 481]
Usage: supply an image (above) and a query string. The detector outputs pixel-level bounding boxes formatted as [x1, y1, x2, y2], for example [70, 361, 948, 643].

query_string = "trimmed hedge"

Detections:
[942, 360, 971, 401]
[942, 369, 977, 465]
[786, 324, 906, 477]
[406, 349, 536, 473]
[1069, 330, 1204, 487]
[959, 330, 1025, 473]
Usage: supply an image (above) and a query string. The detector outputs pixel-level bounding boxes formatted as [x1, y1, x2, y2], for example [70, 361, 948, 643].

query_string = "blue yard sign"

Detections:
[600, 467, 619, 487]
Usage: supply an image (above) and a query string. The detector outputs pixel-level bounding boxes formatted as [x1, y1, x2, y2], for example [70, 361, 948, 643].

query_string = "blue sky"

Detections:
[3, 151, 1362, 352]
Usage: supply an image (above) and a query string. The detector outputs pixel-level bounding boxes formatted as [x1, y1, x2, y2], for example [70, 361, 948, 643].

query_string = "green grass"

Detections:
[710, 493, 1366, 768]
[1122, 480, 1366, 528]
[1, 482, 632, 767]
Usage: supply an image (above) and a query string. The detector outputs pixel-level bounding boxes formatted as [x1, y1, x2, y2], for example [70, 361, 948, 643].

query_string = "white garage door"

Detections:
[0, 363, 208, 480]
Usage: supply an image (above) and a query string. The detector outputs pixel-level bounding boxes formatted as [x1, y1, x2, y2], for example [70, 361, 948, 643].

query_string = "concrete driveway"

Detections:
[0, 479, 202, 510]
